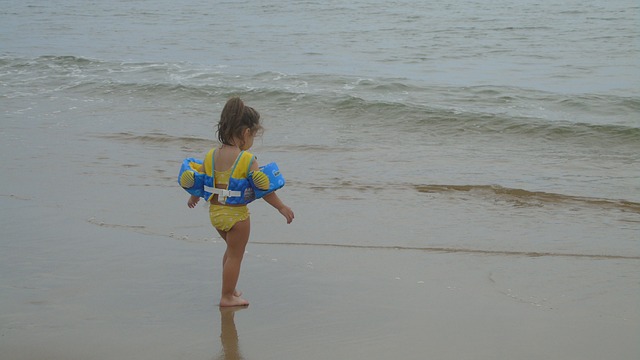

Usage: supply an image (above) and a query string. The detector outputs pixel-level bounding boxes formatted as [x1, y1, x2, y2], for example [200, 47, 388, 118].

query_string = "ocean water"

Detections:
[1, 0, 639, 258]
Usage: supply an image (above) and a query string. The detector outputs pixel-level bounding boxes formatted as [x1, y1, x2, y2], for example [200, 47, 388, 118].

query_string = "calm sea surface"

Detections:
[1, 0, 639, 257]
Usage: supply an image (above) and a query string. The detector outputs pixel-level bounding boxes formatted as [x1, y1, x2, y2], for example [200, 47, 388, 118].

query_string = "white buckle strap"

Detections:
[207, 187, 241, 204]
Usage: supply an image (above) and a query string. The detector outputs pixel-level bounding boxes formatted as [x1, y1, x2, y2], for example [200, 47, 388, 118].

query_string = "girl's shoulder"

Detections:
[205, 147, 257, 174]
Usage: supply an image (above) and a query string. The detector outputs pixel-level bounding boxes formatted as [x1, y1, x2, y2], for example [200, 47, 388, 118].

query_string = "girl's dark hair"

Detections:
[217, 97, 262, 146]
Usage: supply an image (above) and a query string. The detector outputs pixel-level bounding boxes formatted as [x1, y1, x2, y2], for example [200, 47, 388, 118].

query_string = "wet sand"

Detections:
[1, 192, 638, 360]
[0, 105, 638, 359]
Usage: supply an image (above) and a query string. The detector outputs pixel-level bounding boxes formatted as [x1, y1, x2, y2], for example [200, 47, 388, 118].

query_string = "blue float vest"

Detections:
[178, 149, 285, 204]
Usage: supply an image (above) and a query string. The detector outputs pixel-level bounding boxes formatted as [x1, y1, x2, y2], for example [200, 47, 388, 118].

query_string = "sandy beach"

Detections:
[2, 1, 639, 358]
[1, 84, 638, 360]
[1, 189, 638, 360]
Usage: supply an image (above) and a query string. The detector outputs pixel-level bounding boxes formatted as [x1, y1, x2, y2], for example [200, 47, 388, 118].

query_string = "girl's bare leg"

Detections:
[217, 229, 244, 298]
[218, 219, 250, 307]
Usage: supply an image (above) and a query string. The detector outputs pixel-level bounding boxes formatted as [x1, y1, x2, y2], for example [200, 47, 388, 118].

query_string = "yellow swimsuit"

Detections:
[206, 155, 250, 232]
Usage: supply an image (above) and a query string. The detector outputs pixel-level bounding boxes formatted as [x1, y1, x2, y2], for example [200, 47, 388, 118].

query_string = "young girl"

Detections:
[187, 97, 294, 307]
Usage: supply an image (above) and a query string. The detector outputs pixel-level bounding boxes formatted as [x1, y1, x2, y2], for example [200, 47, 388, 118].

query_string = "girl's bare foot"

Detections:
[220, 295, 249, 307]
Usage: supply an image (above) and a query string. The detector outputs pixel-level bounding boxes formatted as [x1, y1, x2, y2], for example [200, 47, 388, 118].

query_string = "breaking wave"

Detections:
[2, 55, 639, 149]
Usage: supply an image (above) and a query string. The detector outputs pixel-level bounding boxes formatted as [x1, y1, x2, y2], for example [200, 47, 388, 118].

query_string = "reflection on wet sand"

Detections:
[215, 307, 246, 360]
